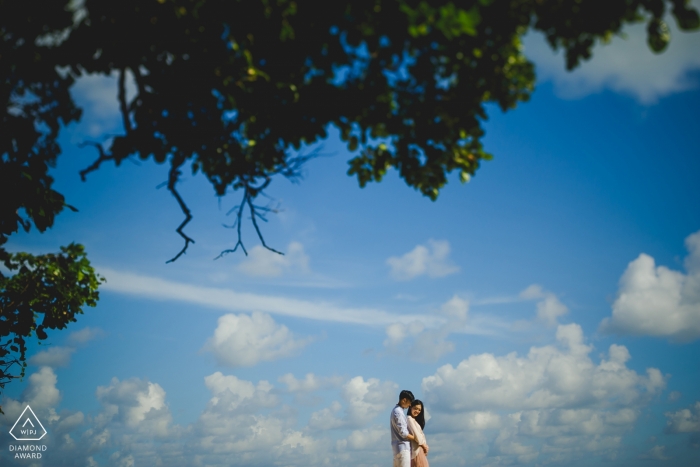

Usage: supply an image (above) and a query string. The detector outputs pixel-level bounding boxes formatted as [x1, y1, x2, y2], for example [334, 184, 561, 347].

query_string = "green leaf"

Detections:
[647, 18, 671, 53]
[348, 136, 359, 152]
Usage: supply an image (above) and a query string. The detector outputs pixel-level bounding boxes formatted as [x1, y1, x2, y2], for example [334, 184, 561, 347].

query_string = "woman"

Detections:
[407, 399, 429, 467]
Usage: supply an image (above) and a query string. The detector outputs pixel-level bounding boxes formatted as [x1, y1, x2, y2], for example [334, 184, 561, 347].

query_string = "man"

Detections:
[390, 389, 416, 467]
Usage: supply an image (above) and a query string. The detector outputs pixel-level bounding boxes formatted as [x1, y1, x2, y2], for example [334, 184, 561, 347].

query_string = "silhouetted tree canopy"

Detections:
[1, 0, 698, 404]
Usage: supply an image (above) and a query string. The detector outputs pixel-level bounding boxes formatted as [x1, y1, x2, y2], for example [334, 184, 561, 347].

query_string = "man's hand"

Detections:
[422, 444, 429, 455]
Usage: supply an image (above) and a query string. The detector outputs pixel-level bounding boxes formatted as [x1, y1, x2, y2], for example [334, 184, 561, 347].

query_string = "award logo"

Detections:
[9, 405, 47, 441]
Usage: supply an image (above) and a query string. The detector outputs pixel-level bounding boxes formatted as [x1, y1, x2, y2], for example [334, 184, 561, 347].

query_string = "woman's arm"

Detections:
[407, 418, 425, 445]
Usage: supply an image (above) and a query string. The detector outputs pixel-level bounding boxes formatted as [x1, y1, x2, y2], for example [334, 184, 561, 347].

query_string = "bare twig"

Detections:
[213, 146, 327, 259]
[165, 159, 195, 263]
[215, 176, 283, 259]
[246, 187, 283, 255]
[130, 66, 147, 112]
[118, 68, 132, 133]
[215, 187, 249, 259]
[78, 141, 115, 181]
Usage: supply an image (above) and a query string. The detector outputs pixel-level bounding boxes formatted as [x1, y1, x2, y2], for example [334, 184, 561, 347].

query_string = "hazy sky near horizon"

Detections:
[2, 10, 700, 467]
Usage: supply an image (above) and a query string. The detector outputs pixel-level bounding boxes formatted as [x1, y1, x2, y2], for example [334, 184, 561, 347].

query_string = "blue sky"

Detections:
[2, 10, 700, 467]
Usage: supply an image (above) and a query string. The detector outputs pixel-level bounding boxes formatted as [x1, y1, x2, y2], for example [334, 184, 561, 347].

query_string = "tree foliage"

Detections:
[0, 245, 103, 413]
[1, 0, 698, 399]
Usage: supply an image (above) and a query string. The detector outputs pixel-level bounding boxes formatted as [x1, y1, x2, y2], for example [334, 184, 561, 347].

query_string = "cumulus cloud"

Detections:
[0, 367, 62, 423]
[386, 239, 459, 281]
[440, 295, 470, 321]
[70, 71, 137, 138]
[599, 230, 700, 341]
[95, 377, 172, 437]
[640, 445, 671, 460]
[29, 346, 76, 368]
[383, 321, 425, 347]
[204, 312, 312, 367]
[520, 284, 569, 326]
[68, 327, 106, 345]
[203, 372, 278, 417]
[27, 327, 105, 369]
[523, 1, 700, 104]
[409, 327, 456, 362]
[421, 323, 666, 464]
[0, 367, 84, 451]
[191, 372, 321, 465]
[665, 401, 700, 433]
[309, 376, 397, 431]
[278, 373, 344, 393]
[238, 241, 310, 277]
[0, 328, 678, 467]
[384, 295, 470, 362]
[336, 426, 388, 452]
[424, 324, 664, 411]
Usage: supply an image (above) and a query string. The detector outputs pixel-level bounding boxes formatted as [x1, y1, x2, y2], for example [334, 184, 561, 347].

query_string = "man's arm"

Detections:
[392, 408, 415, 441]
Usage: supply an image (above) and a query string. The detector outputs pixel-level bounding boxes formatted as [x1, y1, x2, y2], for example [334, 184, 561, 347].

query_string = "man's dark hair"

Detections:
[399, 390, 415, 403]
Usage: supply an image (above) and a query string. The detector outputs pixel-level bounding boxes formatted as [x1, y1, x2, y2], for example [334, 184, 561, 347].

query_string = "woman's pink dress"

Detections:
[411, 448, 429, 467]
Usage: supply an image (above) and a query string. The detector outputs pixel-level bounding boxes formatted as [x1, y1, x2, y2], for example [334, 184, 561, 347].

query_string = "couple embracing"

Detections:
[390, 390, 429, 467]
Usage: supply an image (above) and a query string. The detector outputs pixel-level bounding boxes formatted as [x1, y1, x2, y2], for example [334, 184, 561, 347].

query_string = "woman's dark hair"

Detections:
[408, 399, 426, 430]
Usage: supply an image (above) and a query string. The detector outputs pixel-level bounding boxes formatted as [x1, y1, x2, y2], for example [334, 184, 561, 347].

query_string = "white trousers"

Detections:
[393, 450, 411, 467]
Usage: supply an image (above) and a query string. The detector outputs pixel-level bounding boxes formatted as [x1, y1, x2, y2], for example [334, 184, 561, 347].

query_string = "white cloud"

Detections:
[278, 373, 344, 393]
[0, 367, 89, 460]
[524, 1, 700, 104]
[55, 411, 85, 434]
[665, 401, 700, 433]
[20, 326, 106, 380]
[520, 284, 568, 327]
[385, 295, 471, 361]
[0, 367, 62, 422]
[337, 426, 388, 452]
[383, 321, 425, 346]
[71, 71, 137, 138]
[100, 268, 440, 327]
[95, 377, 172, 436]
[599, 230, 700, 341]
[22, 367, 62, 409]
[440, 295, 469, 321]
[204, 372, 278, 410]
[386, 239, 459, 281]
[0, 327, 678, 467]
[423, 323, 664, 412]
[68, 327, 106, 345]
[27, 327, 105, 369]
[409, 327, 455, 362]
[0, 367, 90, 464]
[238, 241, 310, 277]
[309, 376, 397, 430]
[191, 373, 321, 464]
[640, 445, 671, 461]
[204, 312, 312, 367]
[29, 346, 76, 368]
[420, 323, 666, 464]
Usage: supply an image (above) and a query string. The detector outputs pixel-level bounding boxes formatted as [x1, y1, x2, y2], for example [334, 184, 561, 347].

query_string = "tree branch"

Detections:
[78, 141, 115, 181]
[165, 159, 195, 263]
[215, 187, 249, 259]
[215, 177, 283, 259]
[118, 68, 132, 134]
[246, 185, 283, 255]
[129, 66, 147, 113]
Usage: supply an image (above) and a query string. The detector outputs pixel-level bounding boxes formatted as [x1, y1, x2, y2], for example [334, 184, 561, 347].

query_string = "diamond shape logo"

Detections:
[9, 405, 47, 441]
